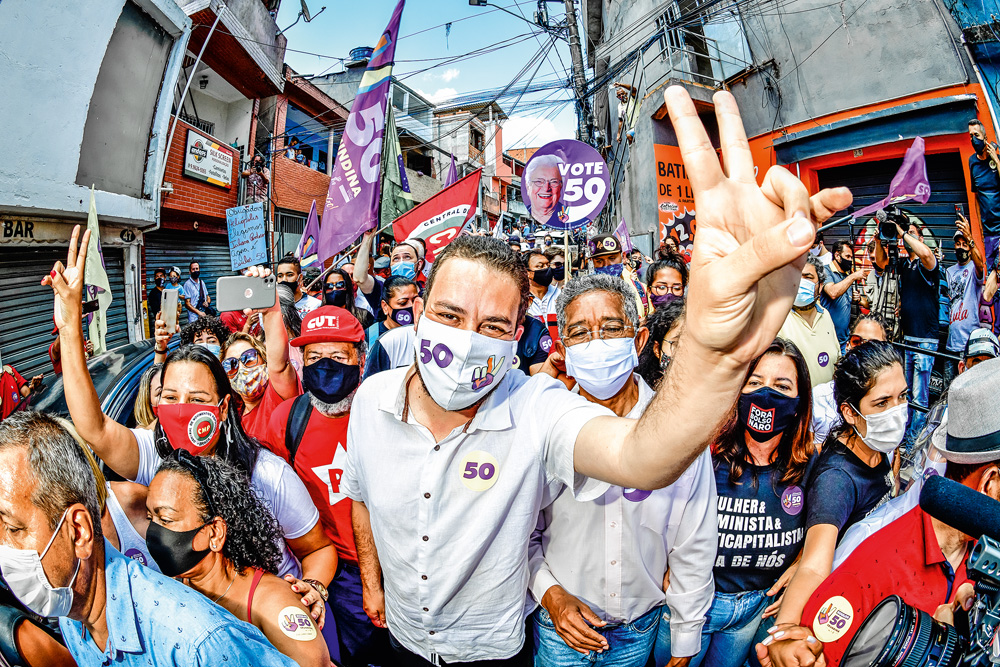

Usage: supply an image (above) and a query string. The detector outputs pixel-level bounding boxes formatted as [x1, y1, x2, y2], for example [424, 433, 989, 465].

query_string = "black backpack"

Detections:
[283, 394, 314, 466]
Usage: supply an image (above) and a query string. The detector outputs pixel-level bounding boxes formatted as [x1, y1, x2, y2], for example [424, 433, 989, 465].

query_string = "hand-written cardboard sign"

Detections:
[655, 144, 697, 254]
[226, 203, 267, 271]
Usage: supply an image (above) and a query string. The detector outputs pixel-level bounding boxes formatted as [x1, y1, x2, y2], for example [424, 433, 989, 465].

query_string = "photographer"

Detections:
[757, 358, 999, 667]
[872, 209, 939, 449]
[242, 153, 270, 205]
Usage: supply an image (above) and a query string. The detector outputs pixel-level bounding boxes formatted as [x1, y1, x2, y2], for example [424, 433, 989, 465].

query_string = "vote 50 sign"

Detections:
[522, 140, 610, 230]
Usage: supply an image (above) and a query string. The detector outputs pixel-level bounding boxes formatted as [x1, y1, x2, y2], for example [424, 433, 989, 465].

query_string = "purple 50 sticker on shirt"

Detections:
[818, 352, 830, 367]
[781, 485, 804, 516]
[623, 488, 652, 503]
[124, 548, 148, 566]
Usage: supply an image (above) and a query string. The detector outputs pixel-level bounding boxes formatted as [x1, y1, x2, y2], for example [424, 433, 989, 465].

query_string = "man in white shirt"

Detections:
[182, 261, 211, 323]
[341, 87, 852, 667]
[778, 256, 840, 386]
[277, 256, 321, 317]
[528, 273, 716, 665]
[525, 248, 560, 326]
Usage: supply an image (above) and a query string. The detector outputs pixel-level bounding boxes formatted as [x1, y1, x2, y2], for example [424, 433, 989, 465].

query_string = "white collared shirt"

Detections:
[528, 377, 717, 657]
[342, 367, 612, 663]
[527, 284, 560, 321]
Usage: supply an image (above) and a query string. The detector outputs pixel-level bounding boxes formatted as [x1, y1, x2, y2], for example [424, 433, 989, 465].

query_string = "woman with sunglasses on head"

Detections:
[220, 265, 302, 444]
[146, 451, 332, 667]
[646, 255, 688, 311]
[46, 227, 336, 627]
[657, 338, 815, 667]
[763, 340, 904, 667]
[323, 267, 374, 330]
[134, 363, 163, 429]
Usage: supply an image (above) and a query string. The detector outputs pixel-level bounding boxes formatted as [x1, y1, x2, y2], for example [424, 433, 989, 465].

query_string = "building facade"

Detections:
[0, 0, 191, 376]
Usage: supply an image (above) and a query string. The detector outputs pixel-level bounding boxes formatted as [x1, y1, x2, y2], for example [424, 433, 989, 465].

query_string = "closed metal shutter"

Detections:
[0, 247, 130, 378]
[817, 152, 970, 267]
[143, 230, 236, 309]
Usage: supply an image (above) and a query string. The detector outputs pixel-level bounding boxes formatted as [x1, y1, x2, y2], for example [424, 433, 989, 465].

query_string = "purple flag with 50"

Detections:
[615, 217, 634, 253]
[853, 137, 931, 217]
[444, 154, 458, 187]
[318, 0, 405, 262]
[296, 200, 320, 267]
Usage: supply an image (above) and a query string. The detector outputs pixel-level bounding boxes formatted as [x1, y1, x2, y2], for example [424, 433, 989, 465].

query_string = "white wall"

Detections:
[0, 0, 189, 224]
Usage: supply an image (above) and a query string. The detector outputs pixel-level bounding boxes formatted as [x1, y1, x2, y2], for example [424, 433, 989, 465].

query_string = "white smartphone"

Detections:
[161, 289, 179, 333]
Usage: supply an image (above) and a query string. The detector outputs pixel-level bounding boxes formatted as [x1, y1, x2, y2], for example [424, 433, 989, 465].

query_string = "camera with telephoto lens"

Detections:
[842, 535, 1000, 667]
[876, 206, 907, 243]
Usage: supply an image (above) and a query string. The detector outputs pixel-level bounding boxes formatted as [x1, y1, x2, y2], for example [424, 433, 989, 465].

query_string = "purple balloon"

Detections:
[522, 140, 610, 231]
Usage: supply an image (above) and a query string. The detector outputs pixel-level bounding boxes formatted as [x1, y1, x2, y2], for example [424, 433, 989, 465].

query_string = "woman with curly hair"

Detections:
[153, 315, 231, 365]
[656, 338, 815, 667]
[635, 299, 684, 389]
[146, 451, 332, 667]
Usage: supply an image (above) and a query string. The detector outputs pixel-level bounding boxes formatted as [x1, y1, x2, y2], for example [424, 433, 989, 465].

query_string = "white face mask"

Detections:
[0, 509, 80, 617]
[852, 402, 908, 453]
[564, 337, 638, 400]
[413, 315, 516, 411]
[793, 277, 818, 308]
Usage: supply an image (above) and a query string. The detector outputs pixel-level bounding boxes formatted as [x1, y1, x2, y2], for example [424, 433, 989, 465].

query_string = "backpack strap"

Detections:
[284, 394, 314, 467]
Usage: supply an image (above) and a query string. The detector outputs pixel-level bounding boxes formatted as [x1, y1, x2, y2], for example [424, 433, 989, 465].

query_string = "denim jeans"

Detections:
[331, 562, 390, 666]
[903, 336, 938, 449]
[532, 605, 660, 666]
[657, 590, 768, 667]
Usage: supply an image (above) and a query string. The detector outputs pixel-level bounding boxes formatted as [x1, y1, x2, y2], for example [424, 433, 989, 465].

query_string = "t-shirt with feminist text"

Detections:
[712, 459, 810, 594]
[946, 261, 983, 352]
[264, 398, 357, 563]
[805, 438, 893, 538]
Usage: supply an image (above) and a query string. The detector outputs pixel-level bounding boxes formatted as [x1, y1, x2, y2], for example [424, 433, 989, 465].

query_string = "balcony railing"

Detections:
[177, 112, 215, 137]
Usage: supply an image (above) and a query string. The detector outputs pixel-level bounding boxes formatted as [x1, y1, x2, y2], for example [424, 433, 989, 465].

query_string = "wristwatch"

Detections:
[302, 578, 329, 603]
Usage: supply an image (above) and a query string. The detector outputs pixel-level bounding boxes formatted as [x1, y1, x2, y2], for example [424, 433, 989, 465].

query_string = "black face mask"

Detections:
[279, 279, 299, 291]
[532, 268, 554, 287]
[390, 306, 414, 327]
[190, 271, 200, 281]
[956, 248, 970, 264]
[145, 521, 210, 578]
[154, 277, 164, 287]
[325, 289, 348, 308]
[972, 136, 987, 155]
[738, 386, 800, 442]
[836, 256, 853, 272]
[551, 266, 565, 281]
[303, 358, 361, 404]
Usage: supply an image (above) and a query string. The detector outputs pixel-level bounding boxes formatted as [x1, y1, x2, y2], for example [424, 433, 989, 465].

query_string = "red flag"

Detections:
[394, 169, 481, 262]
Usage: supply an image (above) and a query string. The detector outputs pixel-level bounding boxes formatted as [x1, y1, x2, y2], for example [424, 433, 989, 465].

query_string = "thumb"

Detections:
[720, 213, 815, 293]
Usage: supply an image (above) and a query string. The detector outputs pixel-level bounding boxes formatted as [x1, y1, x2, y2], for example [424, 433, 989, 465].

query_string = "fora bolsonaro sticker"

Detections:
[187, 411, 218, 448]
[278, 606, 318, 641]
[812, 595, 854, 642]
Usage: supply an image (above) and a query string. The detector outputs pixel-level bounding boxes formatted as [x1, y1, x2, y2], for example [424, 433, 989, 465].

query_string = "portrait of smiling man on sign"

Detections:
[526, 154, 565, 227]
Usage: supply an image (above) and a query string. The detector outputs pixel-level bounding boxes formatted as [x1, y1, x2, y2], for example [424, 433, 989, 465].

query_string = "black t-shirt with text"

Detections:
[970, 152, 1000, 234]
[805, 438, 893, 538]
[896, 257, 940, 339]
[712, 458, 810, 594]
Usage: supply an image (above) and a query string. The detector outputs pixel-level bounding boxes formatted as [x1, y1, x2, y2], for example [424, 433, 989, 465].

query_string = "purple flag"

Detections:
[853, 137, 931, 217]
[296, 200, 320, 267]
[444, 153, 458, 187]
[615, 217, 634, 253]
[318, 0, 405, 262]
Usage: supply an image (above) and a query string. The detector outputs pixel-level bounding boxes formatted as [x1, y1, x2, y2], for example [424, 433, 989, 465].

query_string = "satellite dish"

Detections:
[300, 0, 313, 21]
[277, 0, 325, 34]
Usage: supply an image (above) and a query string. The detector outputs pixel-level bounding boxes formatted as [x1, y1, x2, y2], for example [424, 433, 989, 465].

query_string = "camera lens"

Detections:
[842, 595, 963, 667]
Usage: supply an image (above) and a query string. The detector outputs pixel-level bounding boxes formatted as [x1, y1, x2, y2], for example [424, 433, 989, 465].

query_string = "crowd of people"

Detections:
[1, 90, 1000, 667]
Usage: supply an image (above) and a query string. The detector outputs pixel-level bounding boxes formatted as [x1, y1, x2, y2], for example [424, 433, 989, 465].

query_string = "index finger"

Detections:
[664, 86, 724, 193]
[77, 229, 92, 271]
[714, 91, 755, 183]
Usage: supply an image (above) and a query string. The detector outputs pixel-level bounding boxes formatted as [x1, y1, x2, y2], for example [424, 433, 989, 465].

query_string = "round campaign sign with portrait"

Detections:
[522, 140, 610, 230]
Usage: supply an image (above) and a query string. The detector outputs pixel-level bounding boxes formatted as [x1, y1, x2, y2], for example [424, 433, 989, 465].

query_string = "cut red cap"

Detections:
[290, 306, 364, 347]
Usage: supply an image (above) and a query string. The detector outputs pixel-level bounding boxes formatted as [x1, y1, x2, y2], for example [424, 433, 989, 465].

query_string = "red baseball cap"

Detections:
[290, 306, 364, 347]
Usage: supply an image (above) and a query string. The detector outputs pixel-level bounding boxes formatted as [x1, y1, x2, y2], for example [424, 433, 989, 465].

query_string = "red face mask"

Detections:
[157, 402, 223, 455]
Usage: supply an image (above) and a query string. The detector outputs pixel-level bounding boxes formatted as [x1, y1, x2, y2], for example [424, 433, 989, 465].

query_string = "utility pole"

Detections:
[563, 0, 591, 144]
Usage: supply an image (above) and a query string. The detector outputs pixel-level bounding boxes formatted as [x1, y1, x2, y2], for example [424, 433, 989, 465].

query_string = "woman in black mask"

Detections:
[323, 267, 374, 330]
[635, 299, 684, 389]
[146, 451, 331, 667]
[657, 338, 815, 667]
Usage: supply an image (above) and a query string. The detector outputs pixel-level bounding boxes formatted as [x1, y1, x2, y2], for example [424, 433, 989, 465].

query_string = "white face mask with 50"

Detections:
[852, 402, 909, 453]
[564, 337, 638, 400]
[0, 509, 80, 617]
[414, 315, 517, 411]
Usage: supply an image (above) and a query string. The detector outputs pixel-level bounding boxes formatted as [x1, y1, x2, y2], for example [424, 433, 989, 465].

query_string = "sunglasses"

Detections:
[848, 335, 877, 348]
[221, 348, 261, 377]
[326, 281, 347, 290]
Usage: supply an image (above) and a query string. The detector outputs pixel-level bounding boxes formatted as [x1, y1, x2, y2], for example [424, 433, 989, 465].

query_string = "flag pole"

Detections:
[304, 220, 397, 291]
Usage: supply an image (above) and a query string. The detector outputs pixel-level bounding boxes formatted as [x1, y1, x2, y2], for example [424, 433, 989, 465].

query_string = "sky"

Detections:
[274, 0, 579, 150]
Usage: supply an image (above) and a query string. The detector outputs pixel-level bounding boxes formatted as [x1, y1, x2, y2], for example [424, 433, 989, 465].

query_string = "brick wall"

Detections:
[161, 119, 239, 222]
[273, 155, 330, 215]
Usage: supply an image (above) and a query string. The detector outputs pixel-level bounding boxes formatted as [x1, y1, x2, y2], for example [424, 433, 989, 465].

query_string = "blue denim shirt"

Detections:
[59, 541, 296, 667]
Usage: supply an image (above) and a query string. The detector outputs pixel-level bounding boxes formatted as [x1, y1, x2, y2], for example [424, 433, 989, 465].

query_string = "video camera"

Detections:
[875, 206, 909, 244]
[842, 476, 1000, 666]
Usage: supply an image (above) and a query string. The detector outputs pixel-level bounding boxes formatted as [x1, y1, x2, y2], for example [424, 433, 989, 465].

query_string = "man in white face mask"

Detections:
[341, 85, 853, 666]
[0, 412, 299, 667]
[778, 256, 840, 387]
[528, 273, 716, 665]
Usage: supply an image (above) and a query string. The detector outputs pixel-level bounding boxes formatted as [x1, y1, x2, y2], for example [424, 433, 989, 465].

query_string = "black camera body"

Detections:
[876, 206, 909, 244]
[843, 535, 1000, 666]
